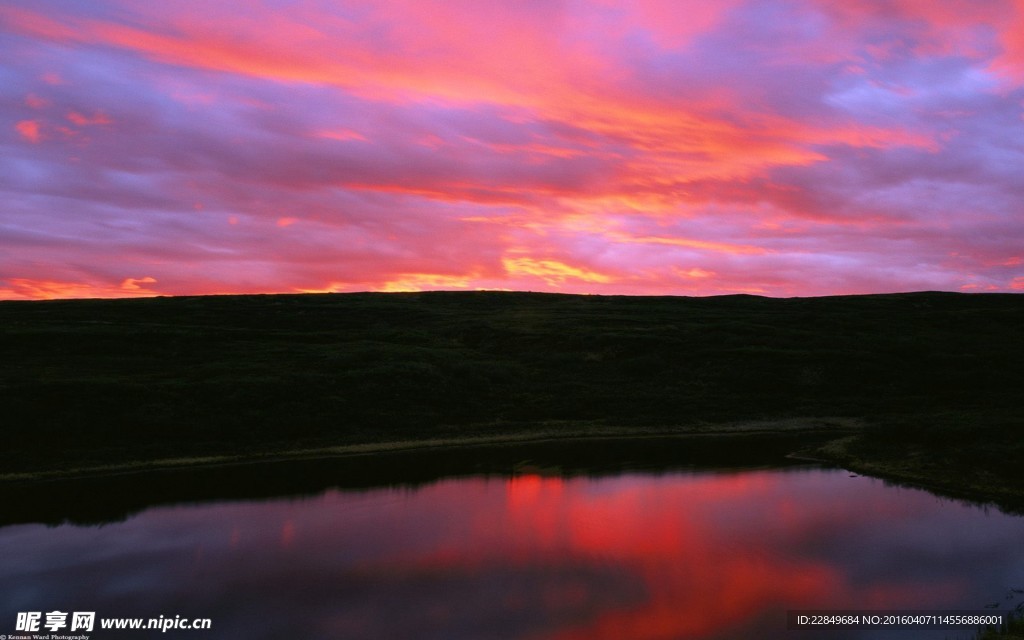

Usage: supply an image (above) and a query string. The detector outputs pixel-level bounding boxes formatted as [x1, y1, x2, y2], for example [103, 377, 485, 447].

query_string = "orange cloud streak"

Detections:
[502, 257, 613, 285]
[0, 277, 162, 300]
[375, 273, 475, 292]
[607, 233, 769, 255]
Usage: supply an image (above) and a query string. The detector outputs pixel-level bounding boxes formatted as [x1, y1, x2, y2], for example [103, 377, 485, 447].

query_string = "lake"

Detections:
[1, 448, 1023, 639]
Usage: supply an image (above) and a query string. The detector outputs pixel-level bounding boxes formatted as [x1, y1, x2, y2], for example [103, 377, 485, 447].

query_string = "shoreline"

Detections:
[4, 419, 1022, 516]
[808, 435, 1024, 514]
[1, 418, 861, 484]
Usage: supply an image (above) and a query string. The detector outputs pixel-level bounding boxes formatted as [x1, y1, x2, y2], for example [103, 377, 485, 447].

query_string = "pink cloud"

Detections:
[67, 110, 112, 126]
[0, 0, 1022, 299]
[993, 2, 1024, 82]
[14, 119, 42, 142]
[24, 93, 49, 109]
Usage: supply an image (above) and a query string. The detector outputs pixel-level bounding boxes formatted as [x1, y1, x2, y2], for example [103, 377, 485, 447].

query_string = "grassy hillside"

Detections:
[2, 290, 1022, 501]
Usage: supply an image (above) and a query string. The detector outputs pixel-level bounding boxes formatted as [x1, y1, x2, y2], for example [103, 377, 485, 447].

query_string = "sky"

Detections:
[2, 0, 1023, 300]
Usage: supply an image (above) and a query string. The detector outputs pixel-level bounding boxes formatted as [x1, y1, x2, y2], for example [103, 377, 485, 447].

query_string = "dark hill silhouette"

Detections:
[2, 290, 1021, 507]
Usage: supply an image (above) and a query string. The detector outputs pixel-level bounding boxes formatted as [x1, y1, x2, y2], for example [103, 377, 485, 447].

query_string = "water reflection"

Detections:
[2, 468, 1023, 639]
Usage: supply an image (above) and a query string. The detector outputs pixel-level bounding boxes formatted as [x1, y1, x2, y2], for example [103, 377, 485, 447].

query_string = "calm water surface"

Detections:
[2, 466, 1023, 639]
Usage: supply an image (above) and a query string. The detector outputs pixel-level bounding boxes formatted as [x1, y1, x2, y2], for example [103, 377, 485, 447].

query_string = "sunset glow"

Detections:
[2, 0, 1023, 299]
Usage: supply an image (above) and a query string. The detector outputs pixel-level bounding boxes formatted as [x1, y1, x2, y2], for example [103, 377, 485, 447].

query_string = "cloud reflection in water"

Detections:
[2, 468, 1023, 639]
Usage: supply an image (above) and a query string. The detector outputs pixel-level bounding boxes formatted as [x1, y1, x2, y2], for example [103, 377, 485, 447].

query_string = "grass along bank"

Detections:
[0, 416, 860, 483]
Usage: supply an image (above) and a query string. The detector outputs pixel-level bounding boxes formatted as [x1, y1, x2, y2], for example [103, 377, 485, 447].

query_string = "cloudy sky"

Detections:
[2, 0, 1023, 299]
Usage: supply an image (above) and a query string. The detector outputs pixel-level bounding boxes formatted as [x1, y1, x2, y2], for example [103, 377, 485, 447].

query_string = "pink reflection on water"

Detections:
[1, 468, 1023, 639]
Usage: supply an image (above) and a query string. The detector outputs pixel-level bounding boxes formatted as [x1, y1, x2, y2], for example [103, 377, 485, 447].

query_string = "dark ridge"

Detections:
[2, 289, 1022, 510]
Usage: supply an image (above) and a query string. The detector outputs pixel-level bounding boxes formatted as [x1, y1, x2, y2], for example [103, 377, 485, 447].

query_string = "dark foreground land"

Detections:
[2, 290, 1022, 510]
